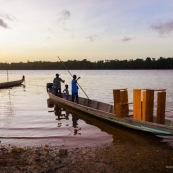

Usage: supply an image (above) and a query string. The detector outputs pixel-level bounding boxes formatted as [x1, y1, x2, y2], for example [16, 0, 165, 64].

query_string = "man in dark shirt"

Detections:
[53, 73, 65, 97]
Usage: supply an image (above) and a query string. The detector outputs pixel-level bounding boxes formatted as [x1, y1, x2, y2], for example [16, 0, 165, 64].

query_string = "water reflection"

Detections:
[1, 84, 26, 117]
[53, 106, 81, 135]
[47, 100, 81, 135]
[72, 115, 79, 128]
[72, 115, 81, 135]
[3, 89, 14, 117]
[54, 106, 69, 120]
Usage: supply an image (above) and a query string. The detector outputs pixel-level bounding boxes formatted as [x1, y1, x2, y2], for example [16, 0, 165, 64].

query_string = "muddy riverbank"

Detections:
[0, 140, 173, 173]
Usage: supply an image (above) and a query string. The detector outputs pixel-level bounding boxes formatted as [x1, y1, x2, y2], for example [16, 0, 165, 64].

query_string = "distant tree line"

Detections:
[0, 57, 173, 70]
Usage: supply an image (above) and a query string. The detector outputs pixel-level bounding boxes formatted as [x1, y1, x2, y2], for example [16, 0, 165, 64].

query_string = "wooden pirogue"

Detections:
[47, 83, 173, 136]
[0, 76, 25, 89]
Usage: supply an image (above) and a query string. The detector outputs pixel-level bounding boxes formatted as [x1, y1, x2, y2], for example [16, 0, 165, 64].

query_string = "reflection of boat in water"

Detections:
[47, 83, 173, 136]
[54, 106, 69, 121]
[0, 76, 25, 89]
[47, 101, 81, 135]
[47, 101, 69, 121]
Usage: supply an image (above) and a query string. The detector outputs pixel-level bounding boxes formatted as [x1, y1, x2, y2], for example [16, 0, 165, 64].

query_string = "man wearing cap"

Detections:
[53, 73, 65, 97]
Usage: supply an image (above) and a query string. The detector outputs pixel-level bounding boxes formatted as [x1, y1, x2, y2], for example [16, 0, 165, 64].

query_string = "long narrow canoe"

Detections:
[47, 83, 173, 136]
[0, 76, 25, 89]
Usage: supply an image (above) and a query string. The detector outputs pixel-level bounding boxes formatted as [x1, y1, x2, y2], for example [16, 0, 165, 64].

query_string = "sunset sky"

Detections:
[0, 0, 173, 63]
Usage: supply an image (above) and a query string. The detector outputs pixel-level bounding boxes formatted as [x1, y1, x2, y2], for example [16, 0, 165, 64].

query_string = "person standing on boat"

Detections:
[63, 84, 69, 100]
[71, 75, 80, 103]
[53, 73, 65, 97]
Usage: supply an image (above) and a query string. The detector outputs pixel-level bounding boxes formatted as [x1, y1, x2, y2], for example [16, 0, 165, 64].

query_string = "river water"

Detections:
[0, 70, 173, 148]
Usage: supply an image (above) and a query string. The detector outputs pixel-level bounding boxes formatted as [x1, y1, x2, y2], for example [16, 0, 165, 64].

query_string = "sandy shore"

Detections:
[0, 141, 173, 173]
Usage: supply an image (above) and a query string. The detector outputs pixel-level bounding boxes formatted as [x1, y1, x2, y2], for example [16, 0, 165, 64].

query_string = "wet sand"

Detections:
[0, 140, 173, 173]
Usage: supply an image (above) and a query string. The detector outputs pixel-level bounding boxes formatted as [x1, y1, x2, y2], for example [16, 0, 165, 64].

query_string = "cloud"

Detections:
[87, 35, 99, 42]
[0, 10, 14, 21]
[58, 10, 71, 23]
[0, 18, 8, 28]
[0, 11, 14, 29]
[122, 36, 132, 42]
[57, 10, 71, 31]
[151, 20, 173, 34]
[4, 14, 14, 21]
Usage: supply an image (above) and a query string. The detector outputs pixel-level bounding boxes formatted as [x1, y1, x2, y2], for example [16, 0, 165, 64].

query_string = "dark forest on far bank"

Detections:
[0, 57, 173, 70]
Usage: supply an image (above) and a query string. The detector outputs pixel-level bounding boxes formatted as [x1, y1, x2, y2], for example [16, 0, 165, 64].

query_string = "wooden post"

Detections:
[156, 91, 166, 124]
[142, 90, 146, 121]
[133, 89, 142, 120]
[142, 90, 154, 122]
[113, 89, 129, 117]
[133, 88, 166, 124]
[120, 90, 128, 103]
[120, 90, 129, 116]
[113, 90, 120, 115]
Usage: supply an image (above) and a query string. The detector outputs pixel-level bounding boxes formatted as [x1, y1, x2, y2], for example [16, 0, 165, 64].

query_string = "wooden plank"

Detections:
[98, 102, 110, 112]
[133, 89, 142, 120]
[96, 102, 99, 109]
[142, 90, 146, 121]
[156, 91, 166, 124]
[146, 90, 154, 122]
[120, 90, 129, 116]
[142, 90, 154, 122]
[113, 90, 120, 104]
[120, 90, 128, 104]
[107, 105, 112, 113]
[113, 89, 129, 117]
[113, 90, 120, 114]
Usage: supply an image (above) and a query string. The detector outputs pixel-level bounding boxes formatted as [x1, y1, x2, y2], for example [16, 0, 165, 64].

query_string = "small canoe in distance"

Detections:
[0, 76, 25, 89]
[47, 83, 173, 136]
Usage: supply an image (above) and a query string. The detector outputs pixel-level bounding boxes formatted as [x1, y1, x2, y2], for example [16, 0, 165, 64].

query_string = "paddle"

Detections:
[57, 56, 89, 99]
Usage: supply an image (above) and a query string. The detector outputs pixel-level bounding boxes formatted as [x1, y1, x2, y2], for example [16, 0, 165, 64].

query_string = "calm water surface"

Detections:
[0, 70, 173, 147]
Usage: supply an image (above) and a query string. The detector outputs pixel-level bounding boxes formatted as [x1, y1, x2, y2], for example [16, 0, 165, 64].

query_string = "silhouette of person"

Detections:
[53, 73, 65, 97]
[71, 75, 80, 103]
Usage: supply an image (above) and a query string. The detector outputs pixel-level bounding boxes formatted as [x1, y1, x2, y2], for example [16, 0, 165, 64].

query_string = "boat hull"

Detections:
[48, 91, 173, 136]
[0, 76, 25, 89]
